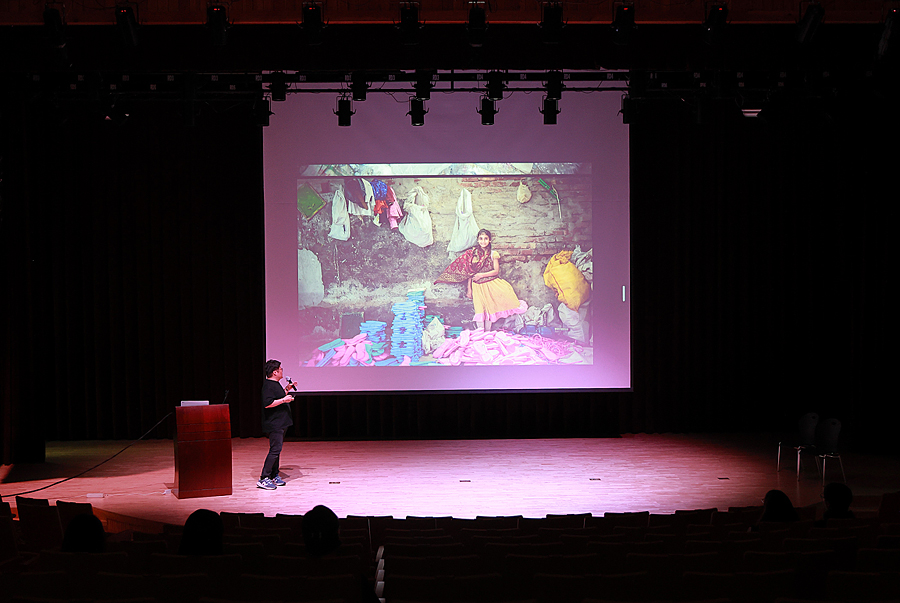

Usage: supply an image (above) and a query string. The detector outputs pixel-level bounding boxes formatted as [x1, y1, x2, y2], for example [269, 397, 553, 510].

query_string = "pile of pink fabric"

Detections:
[303, 333, 393, 367]
[431, 329, 573, 366]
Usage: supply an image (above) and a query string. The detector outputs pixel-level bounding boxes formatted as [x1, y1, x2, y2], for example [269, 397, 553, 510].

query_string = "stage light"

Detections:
[485, 71, 505, 101]
[253, 98, 272, 127]
[115, 5, 139, 48]
[43, 6, 69, 67]
[350, 72, 369, 102]
[408, 97, 428, 126]
[620, 94, 634, 124]
[334, 95, 355, 127]
[102, 97, 130, 125]
[611, 2, 636, 46]
[878, 8, 897, 60]
[269, 72, 288, 102]
[467, 2, 487, 48]
[43, 7, 66, 48]
[414, 70, 433, 100]
[478, 96, 497, 126]
[541, 97, 560, 125]
[544, 71, 564, 101]
[398, 2, 421, 45]
[540, 2, 564, 45]
[206, 4, 229, 46]
[704, 3, 728, 45]
[303, 2, 325, 45]
[796, 2, 824, 46]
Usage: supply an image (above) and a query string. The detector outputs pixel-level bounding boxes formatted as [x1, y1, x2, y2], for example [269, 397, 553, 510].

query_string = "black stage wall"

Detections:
[1, 32, 895, 464]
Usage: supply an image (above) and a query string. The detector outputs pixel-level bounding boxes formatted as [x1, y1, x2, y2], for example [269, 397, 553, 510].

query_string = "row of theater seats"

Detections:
[1, 493, 899, 603]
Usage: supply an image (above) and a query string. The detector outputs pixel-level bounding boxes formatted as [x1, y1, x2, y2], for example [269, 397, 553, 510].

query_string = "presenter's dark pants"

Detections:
[261, 429, 285, 479]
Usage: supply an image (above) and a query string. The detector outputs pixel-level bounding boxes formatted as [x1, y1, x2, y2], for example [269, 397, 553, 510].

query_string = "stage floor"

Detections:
[2, 434, 897, 529]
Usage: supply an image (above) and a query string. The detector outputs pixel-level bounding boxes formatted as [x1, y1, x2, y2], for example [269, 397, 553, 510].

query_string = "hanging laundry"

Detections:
[373, 198, 390, 217]
[327, 188, 351, 241]
[398, 186, 434, 247]
[387, 186, 403, 229]
[344, 177, 367, 210]
[371, 179, 389, 200]
[348, 178, 375, 217]
[447, 188, 479, 257]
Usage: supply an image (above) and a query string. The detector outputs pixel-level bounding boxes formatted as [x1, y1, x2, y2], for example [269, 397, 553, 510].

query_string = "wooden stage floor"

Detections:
[2, 434, 897, 529]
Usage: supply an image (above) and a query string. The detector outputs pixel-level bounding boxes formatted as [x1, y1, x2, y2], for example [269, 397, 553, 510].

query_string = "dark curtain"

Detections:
[2, 92, 892, 464]
[2, 99, 266, 459]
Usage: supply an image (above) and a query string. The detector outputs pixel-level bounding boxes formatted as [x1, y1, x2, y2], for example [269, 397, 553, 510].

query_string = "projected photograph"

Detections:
[293, 163, 594, 368]
[264, 90, 629, 391]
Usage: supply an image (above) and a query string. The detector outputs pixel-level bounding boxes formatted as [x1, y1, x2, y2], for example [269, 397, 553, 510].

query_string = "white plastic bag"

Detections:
[558, 302, 589, 342]
[447, 188, 479, 256]
[571, 245, 593, 283]
[327, 188, 350, 241]
[399, 186, 434, 247]
[422, 317, 446, 355]
[524, 303, 555, 326]
[517, 181, 532, 204]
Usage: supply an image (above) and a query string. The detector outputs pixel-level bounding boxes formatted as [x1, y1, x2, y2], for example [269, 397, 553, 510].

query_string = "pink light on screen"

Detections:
[264, 89, 630, 392]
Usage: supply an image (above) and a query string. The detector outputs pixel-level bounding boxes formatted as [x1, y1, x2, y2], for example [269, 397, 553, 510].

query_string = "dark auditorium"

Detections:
[1, 2, 898, 603]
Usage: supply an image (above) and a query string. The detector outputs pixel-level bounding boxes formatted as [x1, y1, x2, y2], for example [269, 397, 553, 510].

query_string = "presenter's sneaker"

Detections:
[256, 477, 277, 490]
[272, 476, 286, 487]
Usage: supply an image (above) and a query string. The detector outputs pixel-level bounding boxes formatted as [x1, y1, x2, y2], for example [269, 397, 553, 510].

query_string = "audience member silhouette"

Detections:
[822, 482, 855, 521]
[178, 509, 224, 556]
[302, 505, 378, 603]
[61, 512, 106, 553]
[302, 504, 343, 557]
[759, 489, 800, 523]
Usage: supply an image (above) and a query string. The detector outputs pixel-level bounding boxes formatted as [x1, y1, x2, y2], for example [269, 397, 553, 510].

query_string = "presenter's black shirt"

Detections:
[261, 379, 293, 433]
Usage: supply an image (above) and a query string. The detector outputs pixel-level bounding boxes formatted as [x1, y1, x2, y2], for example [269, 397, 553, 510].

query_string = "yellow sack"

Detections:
[543, 250, 591, 311]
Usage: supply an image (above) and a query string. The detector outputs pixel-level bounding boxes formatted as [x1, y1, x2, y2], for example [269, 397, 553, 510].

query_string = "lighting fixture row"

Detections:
[332, 94, 562, 127]
[324, 69, 568, 127]
[49, 1, 846, 51]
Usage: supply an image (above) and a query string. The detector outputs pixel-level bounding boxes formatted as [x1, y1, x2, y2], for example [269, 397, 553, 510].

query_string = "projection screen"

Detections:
[263, 82, 630, 392]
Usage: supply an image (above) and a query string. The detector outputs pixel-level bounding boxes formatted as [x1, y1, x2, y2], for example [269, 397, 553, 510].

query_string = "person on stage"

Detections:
[258, 359, 295, 490]
[435, 228, 527, 331]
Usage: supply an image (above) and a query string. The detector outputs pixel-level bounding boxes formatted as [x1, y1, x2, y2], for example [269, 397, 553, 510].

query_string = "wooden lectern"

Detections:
[174, 405, 232, 499]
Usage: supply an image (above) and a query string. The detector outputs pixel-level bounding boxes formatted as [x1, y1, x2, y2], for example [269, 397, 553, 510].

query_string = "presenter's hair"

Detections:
[264, 359, 282, 378]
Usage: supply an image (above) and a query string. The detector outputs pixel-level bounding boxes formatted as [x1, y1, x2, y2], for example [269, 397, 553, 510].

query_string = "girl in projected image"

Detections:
[436, 229, 527, 331]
